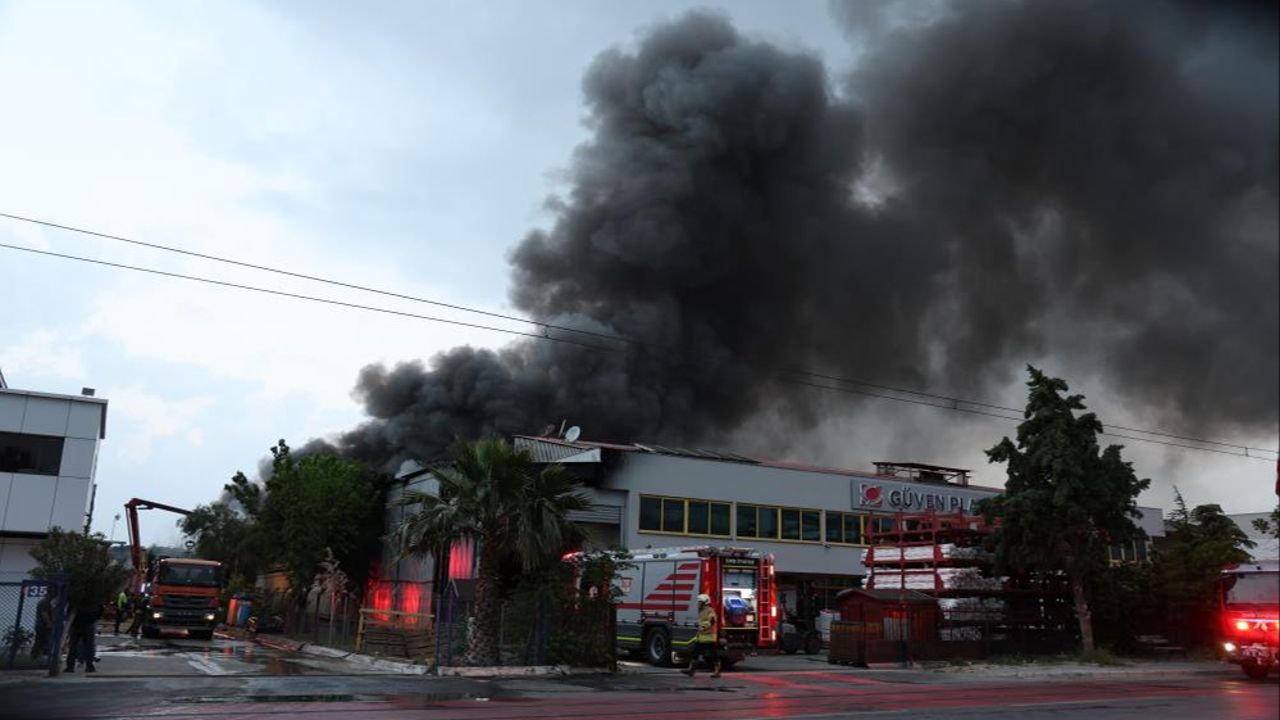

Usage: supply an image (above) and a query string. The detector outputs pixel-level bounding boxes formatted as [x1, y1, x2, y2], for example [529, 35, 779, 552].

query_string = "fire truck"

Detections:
[612, 546, 776, 668]
[1218, 560, 1279, 680]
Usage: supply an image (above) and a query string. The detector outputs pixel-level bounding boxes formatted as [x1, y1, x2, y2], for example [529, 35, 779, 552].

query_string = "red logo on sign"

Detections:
[861, 484, 883, 507]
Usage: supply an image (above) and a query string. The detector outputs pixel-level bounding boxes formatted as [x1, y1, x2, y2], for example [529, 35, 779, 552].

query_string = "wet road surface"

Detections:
[1, 629, 1276, 719]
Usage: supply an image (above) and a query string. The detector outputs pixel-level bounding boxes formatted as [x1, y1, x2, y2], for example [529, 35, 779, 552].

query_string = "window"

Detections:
[782, 509, 801, 540]
[843, 514, 864, 545]
[710, 503, 731, 536]
[737, 505, 757, 537]
[662, 498, 685, 533]
[686, 501, 731, 537]
[825, 512, 866, 545]
[766, 506, 821, 542]
[0, 432, 64, 476]
[638, 495, 730, 537]
[825, 514, 843, 543]
[640, 496, 661, 532]
[758, 506, 779, 539]
[802, 511, 820, 542]
[688, 501, 709, 534]
[737, 504, 780, 539]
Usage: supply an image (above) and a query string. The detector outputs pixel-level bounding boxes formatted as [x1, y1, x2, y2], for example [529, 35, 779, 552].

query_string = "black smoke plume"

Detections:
[335, 3, 1277, 471]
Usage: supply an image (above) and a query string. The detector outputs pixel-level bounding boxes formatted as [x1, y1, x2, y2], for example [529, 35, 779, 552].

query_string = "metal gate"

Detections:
[1, 577, 68, 673]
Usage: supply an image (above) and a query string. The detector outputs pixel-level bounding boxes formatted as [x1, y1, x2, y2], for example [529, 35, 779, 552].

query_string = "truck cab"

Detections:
[142, 558, 224, 640]
[1219, 561, 1279, 680]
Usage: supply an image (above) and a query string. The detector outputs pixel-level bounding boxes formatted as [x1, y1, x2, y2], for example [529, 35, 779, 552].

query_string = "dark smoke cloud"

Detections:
[334, 3, 1277, 471]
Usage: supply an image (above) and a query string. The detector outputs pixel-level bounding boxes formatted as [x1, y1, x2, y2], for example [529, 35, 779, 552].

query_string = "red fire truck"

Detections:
[608, 546, 777, 668]
[1218, 560, 1279, 680]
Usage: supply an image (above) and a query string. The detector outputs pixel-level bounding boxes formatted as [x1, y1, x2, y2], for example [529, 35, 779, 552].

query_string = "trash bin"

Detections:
[236, 598, 254, 627]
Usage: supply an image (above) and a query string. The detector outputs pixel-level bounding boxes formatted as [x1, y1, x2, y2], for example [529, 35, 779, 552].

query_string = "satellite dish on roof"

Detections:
[564, 426, 582, 442]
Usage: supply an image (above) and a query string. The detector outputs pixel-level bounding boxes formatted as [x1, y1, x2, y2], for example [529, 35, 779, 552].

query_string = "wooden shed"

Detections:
[828, 588, 940, 665]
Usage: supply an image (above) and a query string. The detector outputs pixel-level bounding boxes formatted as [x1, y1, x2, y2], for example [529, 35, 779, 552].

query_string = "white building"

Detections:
[0, 376, 108, 581]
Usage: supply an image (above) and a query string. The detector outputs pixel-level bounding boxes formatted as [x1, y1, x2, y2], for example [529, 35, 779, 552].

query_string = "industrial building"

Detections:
[373, 433, 1164, 614]
[0, 375, 108, 581]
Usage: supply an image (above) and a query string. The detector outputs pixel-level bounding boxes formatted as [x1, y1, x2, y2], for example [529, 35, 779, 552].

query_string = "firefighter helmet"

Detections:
[697, 593, 710, 605]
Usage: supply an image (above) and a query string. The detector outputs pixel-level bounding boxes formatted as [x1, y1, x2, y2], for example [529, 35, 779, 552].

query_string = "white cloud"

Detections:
[106, 385, 215, 464]
[0, 329, 87, 382]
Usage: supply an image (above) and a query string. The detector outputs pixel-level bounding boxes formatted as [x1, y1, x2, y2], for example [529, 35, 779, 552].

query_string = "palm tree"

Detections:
[395, 438, 591, 666]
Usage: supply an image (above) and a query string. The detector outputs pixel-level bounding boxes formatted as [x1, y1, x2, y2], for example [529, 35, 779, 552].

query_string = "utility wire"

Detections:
[0, 242, 625, 354]
[0, 211, 635, 347]
[2, 217, 1275, 460]
[785, 369, 1268, 453]
[786, 376, 1275, 458]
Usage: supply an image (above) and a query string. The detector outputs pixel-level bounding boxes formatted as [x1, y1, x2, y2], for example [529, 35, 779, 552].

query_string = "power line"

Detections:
[0, 242, 625, 354]
[0, 211, 636, 347]
[786, 369, 1268, 453]
[786, 376, 1275, 459]
[2, 220, 1275, 461]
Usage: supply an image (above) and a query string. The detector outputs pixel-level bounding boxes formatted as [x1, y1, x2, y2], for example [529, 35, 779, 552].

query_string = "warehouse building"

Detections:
[373, 433, 1164, 615]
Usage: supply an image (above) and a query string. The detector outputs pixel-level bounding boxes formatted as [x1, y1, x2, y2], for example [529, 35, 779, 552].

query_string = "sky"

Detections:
[0, 0, 1275, 548]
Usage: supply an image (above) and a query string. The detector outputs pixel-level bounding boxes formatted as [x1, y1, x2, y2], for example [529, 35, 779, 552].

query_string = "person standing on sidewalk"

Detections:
[682, 594, 721, 678]
[65, 603, 101, 673]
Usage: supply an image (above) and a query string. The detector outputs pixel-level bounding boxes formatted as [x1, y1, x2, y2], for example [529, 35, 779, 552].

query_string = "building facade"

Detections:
[514, 435, 1165, 600]
[0, 382, 108, 581]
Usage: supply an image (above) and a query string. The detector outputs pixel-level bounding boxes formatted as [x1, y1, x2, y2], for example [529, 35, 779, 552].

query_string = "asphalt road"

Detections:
[1, 628, 1275, 720]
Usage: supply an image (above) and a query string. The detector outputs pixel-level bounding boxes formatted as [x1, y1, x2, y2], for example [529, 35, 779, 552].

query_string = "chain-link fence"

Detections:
[0, 578, 67, 672]
[234, 587, 360, 649]
[433, 558, 618, 669]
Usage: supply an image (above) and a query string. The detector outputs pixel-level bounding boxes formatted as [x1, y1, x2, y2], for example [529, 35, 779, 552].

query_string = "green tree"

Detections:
[979, 366, 1150, 653]
[222, 441, 386, 607]
[395, 438, 591, 666]
[1154, 490, 1254, 647]
[1251, 502, 1280, 539]
[30, 528, 129, 614]
[179, 501, 263, 583]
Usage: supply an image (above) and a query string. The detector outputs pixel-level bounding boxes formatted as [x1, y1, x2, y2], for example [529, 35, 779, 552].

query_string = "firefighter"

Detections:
[682, 593, 721, 678]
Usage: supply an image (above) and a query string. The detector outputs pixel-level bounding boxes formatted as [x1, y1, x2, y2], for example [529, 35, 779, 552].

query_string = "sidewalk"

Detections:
[246, 632, 613, 678]
[925, 658, 1227, 680]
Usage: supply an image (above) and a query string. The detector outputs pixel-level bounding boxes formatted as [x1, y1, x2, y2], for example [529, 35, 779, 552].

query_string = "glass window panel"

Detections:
[687, 501, 709, 535]
[802, 511, 820, 542]
[639, 496, 661, 532]
[844, 514, 863, 544]
[781, 509, 801, 540]
[0, 431, 64, 476]
[710, 503, 731, 537]
[662, 499, 685, 533]
[759, 507, 778, 539]
[737, 505, 757, 537]
[825, 513, 842, 543]
[1135, 541, 1148, 563]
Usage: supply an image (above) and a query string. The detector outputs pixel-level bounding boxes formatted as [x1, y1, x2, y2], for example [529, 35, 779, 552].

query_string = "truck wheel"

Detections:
[803, 633, 823, 655]
[780, 633, 800, 654]
[643, 627, 672, 667]
[1241, 660, 1270, 680]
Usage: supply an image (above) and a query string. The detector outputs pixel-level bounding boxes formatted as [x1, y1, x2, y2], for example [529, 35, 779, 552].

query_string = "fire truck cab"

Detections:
[613, 546, 776, 668]
[1219, 560, 1279, 680]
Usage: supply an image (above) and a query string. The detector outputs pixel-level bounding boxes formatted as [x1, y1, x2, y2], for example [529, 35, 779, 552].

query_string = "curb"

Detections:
[248, 635, 613, 678]
[249, 635, 431, 675]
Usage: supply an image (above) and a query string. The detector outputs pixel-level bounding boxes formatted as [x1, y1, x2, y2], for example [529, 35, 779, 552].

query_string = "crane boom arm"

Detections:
[124, 497, 192, 578]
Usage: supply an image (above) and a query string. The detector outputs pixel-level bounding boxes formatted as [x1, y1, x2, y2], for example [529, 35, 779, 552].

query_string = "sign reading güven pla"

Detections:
[850, 478, 997, 513]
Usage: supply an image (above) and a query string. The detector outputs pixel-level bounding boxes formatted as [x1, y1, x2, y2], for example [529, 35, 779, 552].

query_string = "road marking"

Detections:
[184, 654, 230, 675]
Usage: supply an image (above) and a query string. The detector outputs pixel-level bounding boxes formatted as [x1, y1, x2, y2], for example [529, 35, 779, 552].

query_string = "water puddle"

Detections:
[171, 694, 386, 704]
